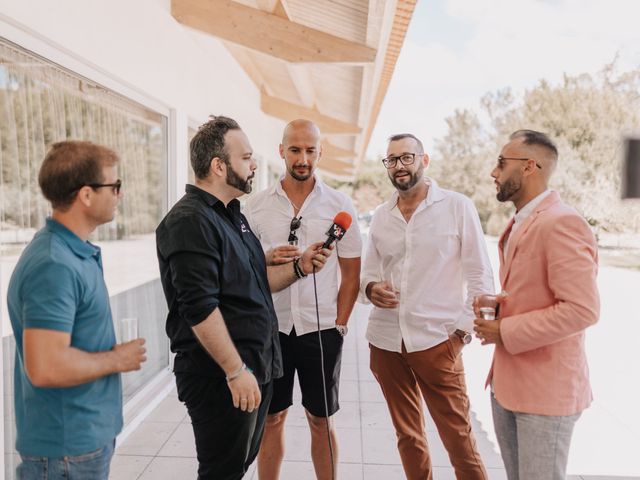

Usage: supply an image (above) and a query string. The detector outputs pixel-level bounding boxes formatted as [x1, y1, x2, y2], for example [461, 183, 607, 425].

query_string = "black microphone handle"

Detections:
[321, 235, 337, 250]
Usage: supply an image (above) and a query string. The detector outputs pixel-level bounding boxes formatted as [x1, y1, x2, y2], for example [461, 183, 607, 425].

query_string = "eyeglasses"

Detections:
[288, 216, 302, 245]
[382, 153, 422, 169]
[87, 179, 122, 195]
[497, 156, 542, 170]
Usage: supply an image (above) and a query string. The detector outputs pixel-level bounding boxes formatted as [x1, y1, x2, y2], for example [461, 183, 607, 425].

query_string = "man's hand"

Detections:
[265, 245, 301, 266]
[112, 338, 147, 372]
[473, 318, 503, 346]
[472, 291, 508, 318]
[366, 281, 399, 309]
[227, 369, 261, 412]
[299, 242, 332, 274]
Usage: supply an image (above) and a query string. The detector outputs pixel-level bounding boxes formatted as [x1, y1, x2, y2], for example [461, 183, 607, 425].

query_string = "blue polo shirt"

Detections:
[7, 218, 122, 457]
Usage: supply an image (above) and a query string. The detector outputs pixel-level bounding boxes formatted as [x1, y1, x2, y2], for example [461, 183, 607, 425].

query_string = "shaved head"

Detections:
[509, 129, 558, 178]
[282, 119, 321, 145]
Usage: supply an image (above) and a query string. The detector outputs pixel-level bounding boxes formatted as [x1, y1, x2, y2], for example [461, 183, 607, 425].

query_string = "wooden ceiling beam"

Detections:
[319, 157, 355, 175]
[261, 92, 361, 135]
[322, 141, 357, 159]
[172, 0, 377, 63]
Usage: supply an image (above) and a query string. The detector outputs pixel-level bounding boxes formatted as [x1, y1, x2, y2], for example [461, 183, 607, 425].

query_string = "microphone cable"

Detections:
[312, 264, 336, 480]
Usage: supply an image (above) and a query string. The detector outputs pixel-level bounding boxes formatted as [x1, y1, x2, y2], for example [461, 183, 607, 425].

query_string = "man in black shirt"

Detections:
[156, 116, 331, 480]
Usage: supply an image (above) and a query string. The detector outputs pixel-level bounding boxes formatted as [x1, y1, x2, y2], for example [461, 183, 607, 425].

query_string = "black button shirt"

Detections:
[156, 185, 282, 384]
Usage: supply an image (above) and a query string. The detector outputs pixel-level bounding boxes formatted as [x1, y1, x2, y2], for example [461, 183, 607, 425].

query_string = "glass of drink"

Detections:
[119, 317, 139, 342]
[476, 295, 498, 320]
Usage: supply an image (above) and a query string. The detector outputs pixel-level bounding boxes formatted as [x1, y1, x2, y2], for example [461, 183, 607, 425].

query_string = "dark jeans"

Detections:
[17, 440, 115, 480]
[176, 373, 273, 480]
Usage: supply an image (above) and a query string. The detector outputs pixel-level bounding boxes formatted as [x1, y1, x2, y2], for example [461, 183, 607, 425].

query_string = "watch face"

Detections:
[462, 333, 472, 344]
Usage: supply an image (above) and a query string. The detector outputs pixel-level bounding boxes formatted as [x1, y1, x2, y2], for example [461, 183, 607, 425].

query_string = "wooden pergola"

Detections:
[172, 0, 417, 179]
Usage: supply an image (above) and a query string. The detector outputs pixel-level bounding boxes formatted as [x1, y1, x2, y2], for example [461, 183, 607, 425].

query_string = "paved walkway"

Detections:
[109, 298, 639, 479]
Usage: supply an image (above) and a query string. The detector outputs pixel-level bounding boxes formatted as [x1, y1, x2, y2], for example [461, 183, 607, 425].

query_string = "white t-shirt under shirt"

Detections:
[244, 177, 362, 336]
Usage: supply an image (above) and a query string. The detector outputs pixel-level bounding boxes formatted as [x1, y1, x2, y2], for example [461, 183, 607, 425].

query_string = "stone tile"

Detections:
[157, 422, 196, 457]
[339, 379, 360, 402]
[361, 429, 402, 465]
[282, 425, 361, 464]
[335, 401, 360, 429]
[144, 394, 187, 423]
[108, 454, 153, 480]
[138, 456, 198, 480]
[341, 345, 358, 365]
[362, 463, 406, 479]
[360, 401, 394, 430]
[276, 460, 363, 479]
[116, 421, 177, 456]
[358, 380, 386, 403]
[341, 363, 359, 382]
[336, 428, 363, 464]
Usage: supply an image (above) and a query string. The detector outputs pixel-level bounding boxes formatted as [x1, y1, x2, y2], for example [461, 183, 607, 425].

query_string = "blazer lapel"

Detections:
[498, 217, 515, 285]
[501, 191, 561, 286]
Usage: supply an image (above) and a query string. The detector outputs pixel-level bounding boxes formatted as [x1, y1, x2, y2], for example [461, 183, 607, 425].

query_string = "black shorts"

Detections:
[269, 327, 344, 418]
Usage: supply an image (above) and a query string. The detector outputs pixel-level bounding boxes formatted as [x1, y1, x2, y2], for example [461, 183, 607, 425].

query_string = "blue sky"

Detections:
[367, 0, 640, 157]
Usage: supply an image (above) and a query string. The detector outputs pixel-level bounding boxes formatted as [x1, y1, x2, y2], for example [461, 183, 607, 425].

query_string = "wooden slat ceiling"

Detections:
[172, 0, 417, 179]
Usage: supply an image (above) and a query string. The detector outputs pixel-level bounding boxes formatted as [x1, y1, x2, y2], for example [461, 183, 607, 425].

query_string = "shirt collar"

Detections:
[45, 218, 99, 260]
[273, 175, 324, 200]
[186, 184, 222, 208]
[386, 176, 446, 210]
[514, 189, 552, 225]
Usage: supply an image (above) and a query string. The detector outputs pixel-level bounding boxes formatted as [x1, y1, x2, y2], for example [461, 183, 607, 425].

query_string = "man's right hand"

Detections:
[227, 369, 261, 412]
[367, 281, 399, 309]
[113, 338, 147, 373]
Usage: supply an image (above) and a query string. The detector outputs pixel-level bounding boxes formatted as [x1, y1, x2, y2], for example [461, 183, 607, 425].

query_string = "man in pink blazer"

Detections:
[474, 130, 599, 480]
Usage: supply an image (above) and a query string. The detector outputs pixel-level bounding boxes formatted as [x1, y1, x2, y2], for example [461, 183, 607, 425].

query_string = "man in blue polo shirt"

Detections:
[7, 141, 147, 480]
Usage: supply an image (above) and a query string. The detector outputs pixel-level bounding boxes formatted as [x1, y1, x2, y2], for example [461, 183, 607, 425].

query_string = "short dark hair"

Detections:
[510, 129, 558, 159]
[388, 133, 424, 154]
[38, 141, 119, 210]
[190, 115, 240, 179]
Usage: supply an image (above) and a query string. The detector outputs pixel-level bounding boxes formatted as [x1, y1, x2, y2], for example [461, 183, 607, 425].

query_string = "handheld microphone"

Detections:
[322, 212, 352, 249]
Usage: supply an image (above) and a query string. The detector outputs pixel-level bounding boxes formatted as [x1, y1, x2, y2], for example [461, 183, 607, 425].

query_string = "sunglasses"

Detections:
[288, 216, 302, 245]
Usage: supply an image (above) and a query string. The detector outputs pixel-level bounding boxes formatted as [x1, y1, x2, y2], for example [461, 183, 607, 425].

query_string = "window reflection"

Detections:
[0, 38, 169, 479]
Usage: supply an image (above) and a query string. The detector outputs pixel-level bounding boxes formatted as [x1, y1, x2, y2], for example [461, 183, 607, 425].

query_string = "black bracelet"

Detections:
[293, 258, 307, 279]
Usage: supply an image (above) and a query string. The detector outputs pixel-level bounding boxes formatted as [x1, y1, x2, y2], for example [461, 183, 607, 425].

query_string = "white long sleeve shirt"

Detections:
[244, 177, 362, 335]
[361, 178, 494, 353]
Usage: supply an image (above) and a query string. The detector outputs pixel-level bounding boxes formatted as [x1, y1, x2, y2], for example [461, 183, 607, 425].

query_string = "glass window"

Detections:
[0, 38, 169, 477]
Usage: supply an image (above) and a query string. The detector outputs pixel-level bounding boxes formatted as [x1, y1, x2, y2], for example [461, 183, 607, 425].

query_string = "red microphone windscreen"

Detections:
[333, 211, 352, 231]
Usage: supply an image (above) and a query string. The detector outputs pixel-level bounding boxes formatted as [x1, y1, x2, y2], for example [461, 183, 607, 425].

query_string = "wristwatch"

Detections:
[335, 325, 348, 337]
[454, 329, 472, 345]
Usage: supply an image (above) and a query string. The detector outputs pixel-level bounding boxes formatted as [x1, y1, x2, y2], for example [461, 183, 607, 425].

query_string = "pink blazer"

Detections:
[488, 191, 599, 416]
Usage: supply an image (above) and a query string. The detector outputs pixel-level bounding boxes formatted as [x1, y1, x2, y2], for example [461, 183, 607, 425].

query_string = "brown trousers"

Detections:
[370, 339, 488, 480]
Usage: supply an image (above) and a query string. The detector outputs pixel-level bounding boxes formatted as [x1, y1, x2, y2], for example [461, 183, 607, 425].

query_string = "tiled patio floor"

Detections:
[110, 302, 638, 479]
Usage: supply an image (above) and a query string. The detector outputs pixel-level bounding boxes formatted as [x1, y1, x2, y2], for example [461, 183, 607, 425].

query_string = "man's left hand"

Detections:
[474, 318, 503, 346]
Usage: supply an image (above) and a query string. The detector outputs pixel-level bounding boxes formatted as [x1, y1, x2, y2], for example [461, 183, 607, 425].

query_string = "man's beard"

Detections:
[496, 175, 521, 202]
[389, 167, 423, 191]
[226, 164, 254, 194]
[288, 164, 312, 181]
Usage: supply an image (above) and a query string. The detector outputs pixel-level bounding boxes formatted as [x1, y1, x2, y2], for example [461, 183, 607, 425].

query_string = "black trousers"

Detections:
[175, 372, 273, 480]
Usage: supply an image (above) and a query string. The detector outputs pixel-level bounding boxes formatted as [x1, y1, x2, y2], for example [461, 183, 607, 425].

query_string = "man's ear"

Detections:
[423, 153, 430, 169]
[77, 186, 93, 207]
[210, 156, 226, 178]
[279, 144, 285, 160]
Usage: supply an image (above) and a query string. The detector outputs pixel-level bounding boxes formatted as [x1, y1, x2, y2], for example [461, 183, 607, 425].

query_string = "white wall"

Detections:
[0, 0, 286, 195]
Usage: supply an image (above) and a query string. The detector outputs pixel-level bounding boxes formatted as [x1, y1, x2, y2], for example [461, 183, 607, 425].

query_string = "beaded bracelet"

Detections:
[293, 257, 308, 279]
